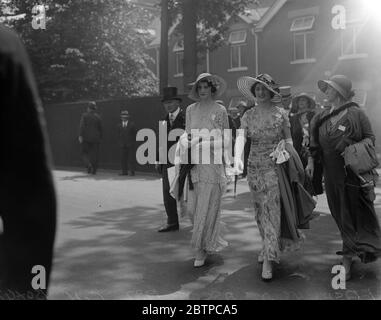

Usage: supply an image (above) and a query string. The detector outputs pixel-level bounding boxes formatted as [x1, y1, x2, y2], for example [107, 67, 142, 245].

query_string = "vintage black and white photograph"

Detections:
[0, 0, 381, 302]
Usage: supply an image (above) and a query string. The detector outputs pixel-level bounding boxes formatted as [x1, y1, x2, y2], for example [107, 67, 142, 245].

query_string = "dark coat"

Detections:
[277, 145, 317, 241]
[0, 25, 56, 299]
[290, 110, 324, 195]
[79, 111, 103, 143]
[157, 109, 186, 167]
[118, 120, 137, 147]
[289, 111, 315, 159]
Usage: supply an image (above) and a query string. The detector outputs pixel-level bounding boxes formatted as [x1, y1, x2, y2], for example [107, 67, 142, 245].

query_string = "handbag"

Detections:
[342, 139, 379, 175]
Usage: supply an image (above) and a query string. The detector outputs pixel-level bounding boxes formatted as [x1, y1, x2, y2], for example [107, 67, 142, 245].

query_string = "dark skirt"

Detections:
[325, 164, 381, 263]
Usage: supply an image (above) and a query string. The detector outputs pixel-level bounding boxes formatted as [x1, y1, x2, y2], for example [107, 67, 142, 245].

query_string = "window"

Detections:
[173, 40, 184, 76]
[340, 23, 368, 59]
[228, 30, 248, 71]
[290, 16, 316, 63]
[293, 31, 314, 61]
[290, 16, 315, 32]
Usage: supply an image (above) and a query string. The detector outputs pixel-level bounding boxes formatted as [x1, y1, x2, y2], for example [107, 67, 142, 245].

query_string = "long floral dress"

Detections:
[186, 101, 229, 252]
[240, 105, 291, 263]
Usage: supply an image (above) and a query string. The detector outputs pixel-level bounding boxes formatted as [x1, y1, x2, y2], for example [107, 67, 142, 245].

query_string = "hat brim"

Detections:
[161, 97, 182, 102]
[188, 74, 227, 101]
[318, 80, 349, 100]
[237, 76, 281, 103]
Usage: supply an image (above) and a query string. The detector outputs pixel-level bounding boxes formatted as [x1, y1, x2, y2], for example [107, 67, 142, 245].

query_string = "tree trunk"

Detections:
[181, 0, 197, 93]
[159, 0, 169, 93]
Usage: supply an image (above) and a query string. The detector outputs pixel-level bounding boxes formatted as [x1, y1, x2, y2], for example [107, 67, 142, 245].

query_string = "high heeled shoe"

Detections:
[261, 260, 273, 281]
[194, 250, 207, 268]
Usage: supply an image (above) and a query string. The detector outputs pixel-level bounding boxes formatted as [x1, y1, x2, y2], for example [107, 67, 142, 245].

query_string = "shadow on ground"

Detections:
[50, 186, 381, 299]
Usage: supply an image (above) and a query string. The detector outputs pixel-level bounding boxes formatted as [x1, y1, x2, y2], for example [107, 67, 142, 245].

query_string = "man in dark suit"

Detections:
[118, 110, 137, 176]
[78, 101, 103, 174]
[0, 25, 56, 299]
[155, 87, 185, 232]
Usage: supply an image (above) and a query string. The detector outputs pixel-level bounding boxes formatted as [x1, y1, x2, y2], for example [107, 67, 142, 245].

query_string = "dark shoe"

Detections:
[130, 172, 135, 176]
[87, 165, 93, 174]
[158, 224, 179, 232]
[119, 172, 128, 176]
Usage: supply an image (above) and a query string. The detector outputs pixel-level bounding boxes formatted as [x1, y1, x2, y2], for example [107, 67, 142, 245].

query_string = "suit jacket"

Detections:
[118, 121, 137, 147]
[0, 25, 56, 299]
[157, 109, 186, 168]
[79, 111, 103, 143]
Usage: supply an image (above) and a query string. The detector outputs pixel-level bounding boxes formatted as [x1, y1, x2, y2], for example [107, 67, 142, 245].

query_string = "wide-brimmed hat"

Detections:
[318, 75, 355, 101]
[188, 73, 227, 101]
[237, 74, 281, 102]
[161, 87, 182, 102]
[291, 93, 316, 112]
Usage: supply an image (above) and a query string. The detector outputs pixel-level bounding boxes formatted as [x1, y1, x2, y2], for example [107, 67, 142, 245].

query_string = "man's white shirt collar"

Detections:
[169, 108, 180, 121]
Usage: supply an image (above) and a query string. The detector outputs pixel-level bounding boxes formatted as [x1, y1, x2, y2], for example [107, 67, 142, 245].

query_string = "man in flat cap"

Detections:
[78, 101, 103, 174]
[118, 110, 137, 176]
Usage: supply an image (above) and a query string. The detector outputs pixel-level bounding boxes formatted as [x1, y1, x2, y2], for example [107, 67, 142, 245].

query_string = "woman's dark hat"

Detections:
[318, 75, 355, 101]
[161, 87, 182, 102]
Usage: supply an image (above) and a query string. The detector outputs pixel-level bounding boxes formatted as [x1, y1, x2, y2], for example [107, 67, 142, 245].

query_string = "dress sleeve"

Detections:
[220, 107, 230, 131]
[281, 108, 291, 128]
[185, 104, 192, 133]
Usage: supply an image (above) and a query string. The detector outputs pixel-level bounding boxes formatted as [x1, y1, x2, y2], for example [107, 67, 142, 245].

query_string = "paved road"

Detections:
[48, 169, 381, 300]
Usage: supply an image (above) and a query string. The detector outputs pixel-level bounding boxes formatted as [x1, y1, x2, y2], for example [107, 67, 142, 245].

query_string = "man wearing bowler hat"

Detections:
[118, 110, 137, 176]
[155, 87, 185, 232]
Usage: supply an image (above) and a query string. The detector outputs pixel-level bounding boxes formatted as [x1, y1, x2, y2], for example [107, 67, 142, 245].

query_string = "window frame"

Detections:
[228, 30, 248, 72]
[339, 22, 368, 60]
[290, 15, 315, 32]
[174, 51, 184, 77]
[291, 30, 316, 63]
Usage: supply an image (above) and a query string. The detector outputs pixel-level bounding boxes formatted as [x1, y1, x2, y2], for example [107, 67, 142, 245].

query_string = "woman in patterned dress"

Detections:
[234, 74, 300, 280]
[181, 73, 230, 267]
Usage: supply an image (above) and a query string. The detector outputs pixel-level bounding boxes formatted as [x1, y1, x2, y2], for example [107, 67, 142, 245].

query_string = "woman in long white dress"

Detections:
[181, 73, 230, 267]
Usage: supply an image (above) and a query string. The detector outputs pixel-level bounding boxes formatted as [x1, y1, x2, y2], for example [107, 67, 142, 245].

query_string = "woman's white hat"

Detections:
[188, 73, 227, 101]
[237, 74, 281, 102]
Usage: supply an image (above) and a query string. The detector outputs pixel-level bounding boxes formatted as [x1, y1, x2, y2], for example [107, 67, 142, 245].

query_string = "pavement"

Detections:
[48, 169, 381, 300]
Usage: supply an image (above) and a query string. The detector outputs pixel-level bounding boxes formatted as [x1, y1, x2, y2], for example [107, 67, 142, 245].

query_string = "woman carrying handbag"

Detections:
[307, 75, 381, 280]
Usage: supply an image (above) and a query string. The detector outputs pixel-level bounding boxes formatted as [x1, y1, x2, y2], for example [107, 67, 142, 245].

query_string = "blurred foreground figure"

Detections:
[0, 25, 56, 299]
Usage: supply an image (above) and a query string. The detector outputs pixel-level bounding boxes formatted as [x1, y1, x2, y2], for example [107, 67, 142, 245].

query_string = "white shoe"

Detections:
[261, 260, 273, 281]
[194, 250, 207, 268]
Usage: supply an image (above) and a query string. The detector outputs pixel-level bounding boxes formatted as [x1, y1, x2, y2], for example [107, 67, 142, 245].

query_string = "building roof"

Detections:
[255, 0, 287, 32]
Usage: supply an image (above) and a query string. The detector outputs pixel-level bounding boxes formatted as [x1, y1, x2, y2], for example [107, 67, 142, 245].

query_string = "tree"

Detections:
[168, 0, 259, 91]
[1, 0, 159, 103]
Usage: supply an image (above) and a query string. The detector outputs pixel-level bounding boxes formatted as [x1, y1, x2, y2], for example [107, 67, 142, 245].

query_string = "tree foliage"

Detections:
[169, 0, 259, 52]
[1, 0, 159, 103]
